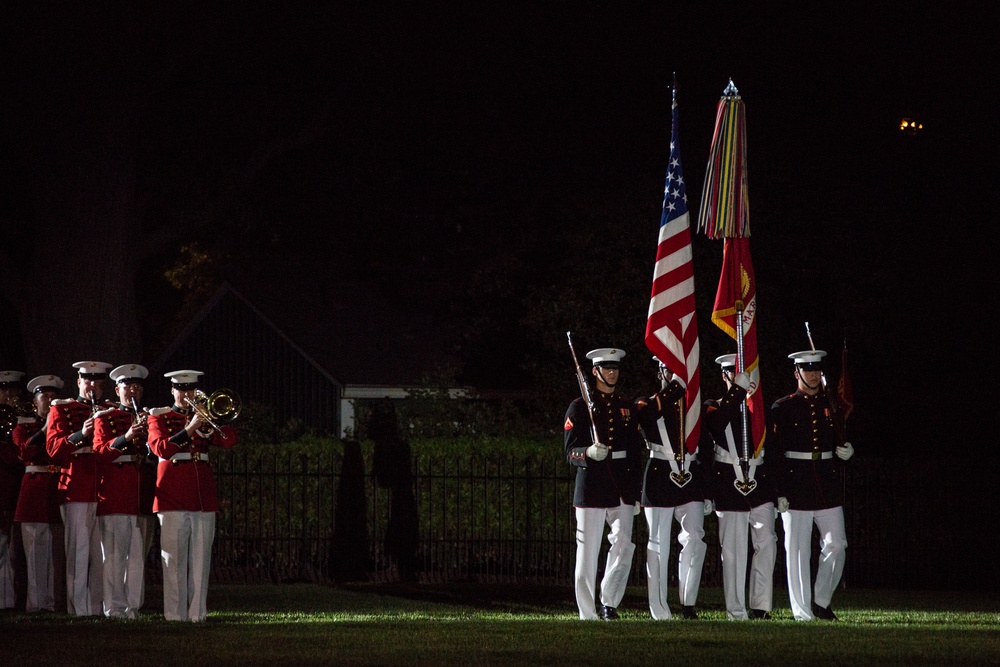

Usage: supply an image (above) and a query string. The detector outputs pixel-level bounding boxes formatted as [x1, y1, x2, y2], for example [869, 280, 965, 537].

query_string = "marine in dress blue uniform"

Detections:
[563, 348, 644, 621]
[769, 350, 854, 621]
[703, 354, 776, 620]
[635, 359, 711, 620]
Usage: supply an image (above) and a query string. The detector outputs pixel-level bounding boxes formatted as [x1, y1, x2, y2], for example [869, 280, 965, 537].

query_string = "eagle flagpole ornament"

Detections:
[697, 79, 764, 496]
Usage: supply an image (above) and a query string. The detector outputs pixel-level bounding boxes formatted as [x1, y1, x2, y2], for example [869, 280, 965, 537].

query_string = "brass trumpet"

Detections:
[184, 388, 241, 439]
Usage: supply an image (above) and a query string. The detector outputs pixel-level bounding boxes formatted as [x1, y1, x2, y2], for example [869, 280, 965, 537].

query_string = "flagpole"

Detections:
[735, 298, 750, 481]
[700, 80, 760, 496]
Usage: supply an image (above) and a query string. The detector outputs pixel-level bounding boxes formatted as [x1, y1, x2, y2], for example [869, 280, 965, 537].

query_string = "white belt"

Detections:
[714, 446, 761, 466]
[648, 442, 694, 464]
[785, 451, 833, 460]
[610, 450, 627, 459]
[113, 455, 140, 464]
[168, 452, 209, 462]
[72, 446, 93, 456]
[25, 465, 60, 474]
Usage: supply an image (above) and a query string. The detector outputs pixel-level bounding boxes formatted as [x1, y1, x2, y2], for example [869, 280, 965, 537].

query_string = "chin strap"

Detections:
[796, 366, 822, 391]
[596, 367, 617, 390]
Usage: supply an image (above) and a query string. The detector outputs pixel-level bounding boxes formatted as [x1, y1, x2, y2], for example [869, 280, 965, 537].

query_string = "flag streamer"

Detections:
[698, 80, 750, 239]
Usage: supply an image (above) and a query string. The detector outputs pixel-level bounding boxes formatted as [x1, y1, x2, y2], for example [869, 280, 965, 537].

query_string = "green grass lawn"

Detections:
[4, 583, 999, 666]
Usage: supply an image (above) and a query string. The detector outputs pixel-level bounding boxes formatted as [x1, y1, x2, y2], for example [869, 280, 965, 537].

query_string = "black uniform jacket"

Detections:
[703, 384, 775, 511]
[768, 389, 849, 511]
[635, 381, 707, 508]
[564, 391, 644, 508]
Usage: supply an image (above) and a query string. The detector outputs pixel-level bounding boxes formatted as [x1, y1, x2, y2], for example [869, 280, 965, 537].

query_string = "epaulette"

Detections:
[148, 407, 173, 416]
[51, 398, 75, 406]
[772, 393, 797, 407]
[94, 408, 117, 418]
[17, 416, 37, 424]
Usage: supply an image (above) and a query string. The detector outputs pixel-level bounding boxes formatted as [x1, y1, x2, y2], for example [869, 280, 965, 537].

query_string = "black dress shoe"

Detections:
[813, 604, 837, 621]
[599, 605, 620, 621]
[680, 605, 698, 619]
[748, 609, 771, 620]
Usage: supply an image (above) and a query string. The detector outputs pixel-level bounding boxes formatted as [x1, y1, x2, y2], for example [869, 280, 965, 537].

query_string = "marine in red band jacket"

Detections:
[13, 415, 63, 524]
[93, 406, 146, 516]
[46, 360, 114, 616]
[1, 370, 27, 521]
[150, 369, 237, 623]
[14, 374, 67, 613]
[147, 406, 236, 512]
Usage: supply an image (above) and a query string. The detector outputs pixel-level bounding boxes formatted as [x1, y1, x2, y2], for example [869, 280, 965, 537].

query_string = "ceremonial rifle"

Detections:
[566, 332, 600, 445]
[803, 322, 848, 444]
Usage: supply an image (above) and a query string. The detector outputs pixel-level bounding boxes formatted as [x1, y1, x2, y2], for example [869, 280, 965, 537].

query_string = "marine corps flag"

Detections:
[710, 237, 765, 456]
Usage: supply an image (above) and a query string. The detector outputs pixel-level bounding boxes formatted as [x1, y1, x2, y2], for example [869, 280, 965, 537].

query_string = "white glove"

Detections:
[836, 442, 854, 461]
[633, 502, 641, 516]
[703, 499, 714, 516]
[776, 497, 789, 513]
[586, 443, 609, 461]
[733, 372, 751, 391]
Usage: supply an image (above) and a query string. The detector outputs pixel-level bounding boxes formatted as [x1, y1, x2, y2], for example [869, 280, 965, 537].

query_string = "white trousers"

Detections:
[644, 501, 706, 620]
[717, 503, 777, 619]
[20, 523, 56, 612]
[135, 514, 155, 610]
[158, 511, 215, 622]
[100, 514, 146, 618]
[781, 506, 847, 621]
[574, 503, 635, 620]
[61, 502, 103, 616]
[0, 522, 14, 609]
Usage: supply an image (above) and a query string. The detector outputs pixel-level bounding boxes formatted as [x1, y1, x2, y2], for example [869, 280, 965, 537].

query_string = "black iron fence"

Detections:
[141, 448, 986, 591]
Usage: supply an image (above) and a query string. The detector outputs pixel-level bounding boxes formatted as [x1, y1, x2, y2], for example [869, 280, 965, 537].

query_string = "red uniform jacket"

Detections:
[46, 398, 113, 503]
[13, 416, 63, 523]
[147, 407, 237, 513]
[93, 406, 153, 516]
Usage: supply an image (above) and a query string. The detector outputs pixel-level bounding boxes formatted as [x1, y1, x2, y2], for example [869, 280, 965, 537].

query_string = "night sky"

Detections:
[1, 5, 994, 452]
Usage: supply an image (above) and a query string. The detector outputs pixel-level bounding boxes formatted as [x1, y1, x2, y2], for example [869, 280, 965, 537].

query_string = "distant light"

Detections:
[899, 117, 924, 134]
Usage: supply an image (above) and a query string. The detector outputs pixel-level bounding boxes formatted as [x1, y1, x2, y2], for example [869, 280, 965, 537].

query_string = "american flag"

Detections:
[644, 86, 702, 454]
